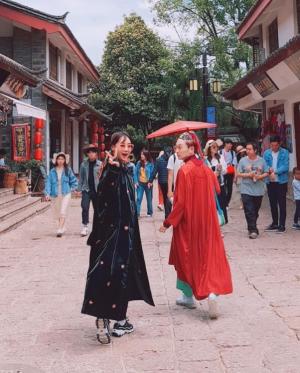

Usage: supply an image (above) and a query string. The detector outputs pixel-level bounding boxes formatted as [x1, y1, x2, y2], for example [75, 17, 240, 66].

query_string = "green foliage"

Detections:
[90, 14, 176, 136]
[151, 0, 256, 87]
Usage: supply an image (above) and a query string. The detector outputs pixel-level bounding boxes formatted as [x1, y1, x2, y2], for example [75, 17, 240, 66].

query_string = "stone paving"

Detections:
[0, 185, 300, 373]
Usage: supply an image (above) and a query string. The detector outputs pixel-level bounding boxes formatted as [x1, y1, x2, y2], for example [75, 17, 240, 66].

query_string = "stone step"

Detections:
[0, 196, 42, 222]
[0, 188, 14, 197]
[0, 200, 51, 235]
[0, 192, 29, 209]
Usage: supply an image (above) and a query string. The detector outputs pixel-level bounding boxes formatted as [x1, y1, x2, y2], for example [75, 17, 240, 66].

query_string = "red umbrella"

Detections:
[146, 120, 216, 139]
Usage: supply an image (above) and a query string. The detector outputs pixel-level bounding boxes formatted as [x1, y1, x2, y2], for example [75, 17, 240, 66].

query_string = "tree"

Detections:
[151, 0, 256, 86]
[90, 14, 175, 136]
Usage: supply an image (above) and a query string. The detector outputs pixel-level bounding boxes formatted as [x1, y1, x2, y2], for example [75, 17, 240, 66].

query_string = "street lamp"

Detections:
[212, 80, 222, 94]
[189, 78, 198, 91]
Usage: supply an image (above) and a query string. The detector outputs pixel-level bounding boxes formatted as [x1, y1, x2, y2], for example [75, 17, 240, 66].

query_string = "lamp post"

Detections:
[212, 79, 222, 94]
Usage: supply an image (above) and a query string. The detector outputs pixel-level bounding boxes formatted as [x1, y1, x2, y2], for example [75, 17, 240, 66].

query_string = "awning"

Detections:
[0, 93, 46, 120]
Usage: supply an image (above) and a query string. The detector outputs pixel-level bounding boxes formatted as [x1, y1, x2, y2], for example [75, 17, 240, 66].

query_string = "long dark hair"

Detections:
[55, 154, 69, 175]
[110, 131, 130, 147]
[140, 150, 152, 166]
[207, 145, 220, 163]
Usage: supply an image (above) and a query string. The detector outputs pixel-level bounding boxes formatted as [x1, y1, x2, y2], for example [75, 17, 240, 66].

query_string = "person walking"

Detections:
[235, 145, 247, 209]
[134, 150, 154, 217]
[237, 142, 269, 239]
[81, 132, 154, 344]
[221, 139, 237, 207]
[205, 139, 228, 223]
[159, 132, 233, 319]
[263, 135, 290, 233]
[149, 146, 173, 219]
[292, 167, 300, 230]
[167, 146, 184, 202]
[78, 144, 102, 237]
[44, 152, 78, 237]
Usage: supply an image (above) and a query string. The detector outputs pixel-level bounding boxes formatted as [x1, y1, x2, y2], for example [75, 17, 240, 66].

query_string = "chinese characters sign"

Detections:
[11, 124, 30, 161]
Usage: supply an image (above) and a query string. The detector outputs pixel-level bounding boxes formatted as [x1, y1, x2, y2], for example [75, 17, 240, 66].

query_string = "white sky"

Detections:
[19, 0, 189, 65]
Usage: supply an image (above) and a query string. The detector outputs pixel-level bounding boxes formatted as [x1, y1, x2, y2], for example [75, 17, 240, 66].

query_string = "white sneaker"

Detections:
[208, 293, 218, 319]
[176, 295, 197, 309]
[81, 225, 89, 236]
[56, 228, 64, 237]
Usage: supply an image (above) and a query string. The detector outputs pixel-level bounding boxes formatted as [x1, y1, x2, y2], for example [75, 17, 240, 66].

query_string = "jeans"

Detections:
[218, 185, 228, 224]
[224, 174, 234, 206]
[241, 194, 263, 233]
[294, 200, 300, 224]
[159, 182, 172, 219]
[267, 183, 288, 228]
[81, 191, 97, 225]
[136, 182, 153, 216]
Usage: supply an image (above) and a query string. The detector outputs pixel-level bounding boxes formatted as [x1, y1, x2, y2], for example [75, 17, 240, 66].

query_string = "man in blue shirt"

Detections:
[263, 135, 289, 233]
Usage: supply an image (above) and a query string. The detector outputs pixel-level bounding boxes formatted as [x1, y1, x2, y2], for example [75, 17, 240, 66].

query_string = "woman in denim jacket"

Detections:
[45, 152, 78, 237]
[134, 150, 154, 217]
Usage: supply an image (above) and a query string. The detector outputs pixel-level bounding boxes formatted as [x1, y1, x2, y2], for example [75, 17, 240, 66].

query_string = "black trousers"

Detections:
[241, 194, 263, 233]
[267, 183, 288, 228]
[218, 185, 228, 223]
[224, 174, 234, 206]
[159, 182, 172, 219]
[294, 200, 300, 224]
[81, 191, 97, 225]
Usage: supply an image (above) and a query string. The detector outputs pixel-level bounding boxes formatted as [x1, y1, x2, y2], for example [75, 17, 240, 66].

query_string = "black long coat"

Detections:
[81, 163, 154, 320]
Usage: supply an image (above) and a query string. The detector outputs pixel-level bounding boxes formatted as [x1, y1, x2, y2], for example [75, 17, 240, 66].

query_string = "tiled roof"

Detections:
[223, 35, 300, 100]
[0, 53, 42, 86]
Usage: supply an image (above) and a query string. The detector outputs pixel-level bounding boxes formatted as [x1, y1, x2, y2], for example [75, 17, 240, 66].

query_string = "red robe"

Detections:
[164, 156, 233, 300]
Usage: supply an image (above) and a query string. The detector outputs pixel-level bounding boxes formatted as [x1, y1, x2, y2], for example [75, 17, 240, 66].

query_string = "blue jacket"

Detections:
[45, 167, 78, 197]
[150, 154, 169, 184]
[263, 148, 289, 184]
[134, 161, 154, 184]
[78, 159, 102, 192]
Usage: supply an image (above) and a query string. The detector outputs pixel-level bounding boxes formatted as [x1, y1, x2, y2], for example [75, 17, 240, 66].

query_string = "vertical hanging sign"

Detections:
[11, 123, 30, 161]
[207, 106, 216, 139]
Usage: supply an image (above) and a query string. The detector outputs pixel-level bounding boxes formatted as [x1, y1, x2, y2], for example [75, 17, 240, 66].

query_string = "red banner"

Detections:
[11, 123, 30, 161]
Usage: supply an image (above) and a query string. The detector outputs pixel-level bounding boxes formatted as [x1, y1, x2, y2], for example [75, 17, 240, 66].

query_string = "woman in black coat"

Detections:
[81, 132, 154, 344]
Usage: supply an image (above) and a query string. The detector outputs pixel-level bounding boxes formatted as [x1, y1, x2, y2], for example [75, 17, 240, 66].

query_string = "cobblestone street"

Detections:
[0, 186, 300, 373]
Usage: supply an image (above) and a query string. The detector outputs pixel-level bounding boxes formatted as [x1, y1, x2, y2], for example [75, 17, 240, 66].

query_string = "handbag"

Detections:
[226, 164, 235, 175]
[216, 196, 225, 226]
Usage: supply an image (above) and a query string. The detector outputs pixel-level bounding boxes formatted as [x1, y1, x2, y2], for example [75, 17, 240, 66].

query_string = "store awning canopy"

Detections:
[146, 121, 216, 139]
[0, 93, 46, 119]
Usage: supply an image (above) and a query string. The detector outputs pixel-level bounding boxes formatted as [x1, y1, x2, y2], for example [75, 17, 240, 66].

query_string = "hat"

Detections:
[204, 139, 218, 155]
[84, 143, 98, 154]
[236, 145, 246, 155]
[216, 138, 223, 147]
[52, 152, 70, 165]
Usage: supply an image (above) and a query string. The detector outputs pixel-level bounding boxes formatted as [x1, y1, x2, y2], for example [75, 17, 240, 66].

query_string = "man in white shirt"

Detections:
[167, 150, 183, 201]
[220, 139, 237, 207]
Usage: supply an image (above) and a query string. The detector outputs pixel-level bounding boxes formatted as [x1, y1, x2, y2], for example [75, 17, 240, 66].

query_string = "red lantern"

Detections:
[34, 131, 42, 145]
[100, 134, 105, 143]
[92, 121, 98, 133]
[100, 151, 105, 160]
[100, 143, 105, 151]
[34, 148, 43, 161]
[99, 127, 104, 135]
[92, 134, 98, 144]
[35, 118, 44, 129]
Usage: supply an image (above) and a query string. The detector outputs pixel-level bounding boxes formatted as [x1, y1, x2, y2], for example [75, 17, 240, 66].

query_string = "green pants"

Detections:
[177, 278, 193, 297]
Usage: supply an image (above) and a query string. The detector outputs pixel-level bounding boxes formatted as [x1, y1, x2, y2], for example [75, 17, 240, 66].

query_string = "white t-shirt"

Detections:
[56, 167, 63, 196]
[167, 154, 183, 186]
[206, 155, 227, 185]
[271, 151, 279, 182]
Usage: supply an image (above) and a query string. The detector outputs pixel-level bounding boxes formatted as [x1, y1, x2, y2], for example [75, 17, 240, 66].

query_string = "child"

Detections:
[292, 167, 300, 230]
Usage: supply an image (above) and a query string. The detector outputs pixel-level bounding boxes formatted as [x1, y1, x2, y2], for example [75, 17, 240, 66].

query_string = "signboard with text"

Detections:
[11, 123, 30, 161]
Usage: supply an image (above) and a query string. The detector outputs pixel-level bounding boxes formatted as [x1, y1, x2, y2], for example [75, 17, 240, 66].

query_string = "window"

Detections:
[49, 43, 58, 81]
[77, 72, 83, 93]
[66, 60, 73, 90]
[297, 0, 300, 33]
[268, 19, 279, 54]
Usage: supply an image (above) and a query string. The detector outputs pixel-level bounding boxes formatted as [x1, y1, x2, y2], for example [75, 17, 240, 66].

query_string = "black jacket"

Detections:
[81, 164, 154, 320]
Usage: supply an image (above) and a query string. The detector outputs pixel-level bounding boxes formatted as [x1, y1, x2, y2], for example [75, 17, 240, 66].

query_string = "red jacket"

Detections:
[164, 156, 233, 300]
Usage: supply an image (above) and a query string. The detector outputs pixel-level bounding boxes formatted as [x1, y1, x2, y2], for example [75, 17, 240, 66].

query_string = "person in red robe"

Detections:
[159, 132, 233, 319]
